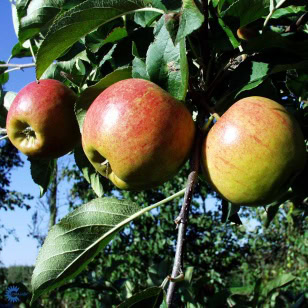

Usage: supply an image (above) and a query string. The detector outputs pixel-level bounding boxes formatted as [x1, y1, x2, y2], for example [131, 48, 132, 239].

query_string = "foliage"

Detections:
[0, 0, 307, 307]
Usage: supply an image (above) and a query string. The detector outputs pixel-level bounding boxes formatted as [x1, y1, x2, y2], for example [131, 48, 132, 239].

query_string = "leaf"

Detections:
[75, 67, 132, 130]
[264, 204, 280, 228]
[229, 285, 255, 295]
[35, 0, 161, 79]
[118, 286, 164, 308]
[74, 144, 107, 197]
[221, 0, 270, 27]
[132, 57, 150, 80]
[31, 197, 139, 304]
[134, 11, 161, 27]
[0, 61, 9, 85]
[287, 73, 308, 100]
[30, 189, 185, 304]
[3, 92, 17, 111]
[146, 18, 189, 100]
[175, 0, 204, 44]
[17, 0, 87, 42]
[85, 26, 128, 53]
[221, 200, 240, 223]
[29, 158, 57, 197]
[244, 31, 308, 60]
[260, 273, 296, 297]
[217, 17, 240, 49]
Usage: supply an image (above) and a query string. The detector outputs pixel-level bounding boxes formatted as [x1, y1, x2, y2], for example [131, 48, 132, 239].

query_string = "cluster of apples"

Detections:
[6, 78, 306, 206]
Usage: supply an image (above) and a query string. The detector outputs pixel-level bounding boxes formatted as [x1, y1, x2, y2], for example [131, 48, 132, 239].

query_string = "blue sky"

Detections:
[0, 0, 38, 267]
[0, 0, 72, 267]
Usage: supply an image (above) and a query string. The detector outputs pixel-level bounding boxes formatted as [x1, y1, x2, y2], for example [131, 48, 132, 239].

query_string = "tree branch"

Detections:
[0, 128, 7, 135]
[0, 63, 35, 74]
[166, 126, 204, 307]
[0, 63, 35, 68]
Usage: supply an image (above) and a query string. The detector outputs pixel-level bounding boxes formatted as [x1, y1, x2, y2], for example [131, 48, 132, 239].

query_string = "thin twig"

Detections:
[0, 135, 8, 141]
[0, 63, 35, 74]
[0, 63, 35, 68]
[166, 126, 204, 307]
[29, 40, 36, 63]
[0, 128, 7, 135]
[263, 0, 288, 30]
[285, 12, 308, 33]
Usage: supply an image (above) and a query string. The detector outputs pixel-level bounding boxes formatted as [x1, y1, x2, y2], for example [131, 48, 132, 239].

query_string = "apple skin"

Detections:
[202, 96, 306, 206]
[237, 26, 259, 41]
[82, 78, 196, 190]
[6, 79, 80, 159]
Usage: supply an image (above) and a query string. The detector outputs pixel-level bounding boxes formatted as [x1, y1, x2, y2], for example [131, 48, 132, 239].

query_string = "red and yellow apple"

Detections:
[202, 96, 306, 206]
[237, 26, 259, 41]
[82, 78, 196, 190]
[6, 79, 80, 159]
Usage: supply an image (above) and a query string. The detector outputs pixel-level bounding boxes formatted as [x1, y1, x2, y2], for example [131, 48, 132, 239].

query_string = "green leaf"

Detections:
[175, 0, 204, 44]
[221, 0, 270, 27]
[0, 61, 9, 85]
[287, 73, 308, 100]
[221, 201, 241, 224]
[217, 17, 240, 49]
[146, 18, 189, 100]
[229, 285, 255, 296]
[29, 158, 57, 197]
[86, 26, 128, 53]
[75, 67, 132, 130]
[31, 197, 139, 304]
[30, 189, 185, 304]
[35, 0, 161, 79]
[17, 0, 90, 42]
[271, 6, 306, 19]
[74, 144, 107, 197]
[132, 57, 150, 80]
[118, 286, 164, 308]
[244, 31, 308, 60]
[0, 89, 8, 128]
[260, 273, 296, 297]
[134, 10, 161, 27]
[264, 204, 280, 228]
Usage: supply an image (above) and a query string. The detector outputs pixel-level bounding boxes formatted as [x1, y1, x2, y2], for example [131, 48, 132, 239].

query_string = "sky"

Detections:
[0, 0, 39, 267]
[0, 0, 73, 267]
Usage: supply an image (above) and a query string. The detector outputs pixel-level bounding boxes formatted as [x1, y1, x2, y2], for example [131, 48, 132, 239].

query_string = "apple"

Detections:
[201, 96, 306, 206]
[237, 26, 259, 41]
[82, 78, 195, 190]
[6, 79, 80, 159]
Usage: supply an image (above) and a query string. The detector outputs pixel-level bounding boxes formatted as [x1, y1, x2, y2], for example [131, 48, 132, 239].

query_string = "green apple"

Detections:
[202, 96, 306, 206]
[82, 78, 196, 190]
[6, 79, 80, 159]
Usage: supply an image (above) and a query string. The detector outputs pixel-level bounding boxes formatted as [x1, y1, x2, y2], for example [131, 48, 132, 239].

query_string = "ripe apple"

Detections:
[82, 78, 195, 190]
[237, 26, 259, 41]
[6, 79, 80, 159]
[202, 96, 306, 206]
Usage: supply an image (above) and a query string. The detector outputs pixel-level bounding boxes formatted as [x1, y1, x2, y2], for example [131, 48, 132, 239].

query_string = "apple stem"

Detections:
[212, 112, 220, 121]
[166, 126, 204, 306]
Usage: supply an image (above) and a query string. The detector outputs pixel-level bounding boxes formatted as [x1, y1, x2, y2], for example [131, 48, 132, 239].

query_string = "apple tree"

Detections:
[0, 0, 307, 306]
